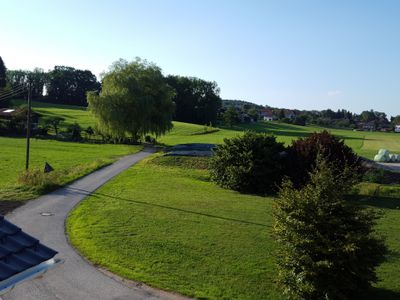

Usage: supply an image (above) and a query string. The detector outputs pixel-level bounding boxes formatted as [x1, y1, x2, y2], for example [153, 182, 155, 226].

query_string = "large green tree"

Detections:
[47, 66, 100, 106]
[0, 56, 7, 89]
[87, 58, 175, 142]
[274, 158, 387, 299]
[165, 75, 221, 125]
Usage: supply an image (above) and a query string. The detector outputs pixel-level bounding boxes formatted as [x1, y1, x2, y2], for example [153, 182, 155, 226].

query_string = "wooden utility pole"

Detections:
[25, 83, 32, 171]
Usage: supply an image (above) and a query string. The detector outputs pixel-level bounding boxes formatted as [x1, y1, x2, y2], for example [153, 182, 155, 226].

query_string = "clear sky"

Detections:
[1, 0, 399, 116]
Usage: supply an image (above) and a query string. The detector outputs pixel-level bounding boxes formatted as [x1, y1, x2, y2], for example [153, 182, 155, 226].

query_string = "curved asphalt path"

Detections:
[3, 147, 188, 300]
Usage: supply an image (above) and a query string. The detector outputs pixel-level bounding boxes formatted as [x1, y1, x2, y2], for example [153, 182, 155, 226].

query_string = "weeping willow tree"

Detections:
[87, 58, 175, 143]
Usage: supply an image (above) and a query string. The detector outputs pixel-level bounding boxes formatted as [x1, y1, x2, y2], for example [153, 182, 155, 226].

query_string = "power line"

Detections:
[0, 89, 27, 103]
[0, 84, 26, 96]
[0, 85, 26, 98]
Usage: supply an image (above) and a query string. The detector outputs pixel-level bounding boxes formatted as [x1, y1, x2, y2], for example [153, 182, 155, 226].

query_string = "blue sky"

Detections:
[1, 0, 399, 116]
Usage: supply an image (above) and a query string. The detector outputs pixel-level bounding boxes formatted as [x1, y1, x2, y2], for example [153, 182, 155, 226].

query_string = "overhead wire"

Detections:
[0, 83, 26, 93]
[0, 88, 27, 103]
[0, 90, 26, 102]
[0, 84, 27, 98]
[0, 87, 26, 99]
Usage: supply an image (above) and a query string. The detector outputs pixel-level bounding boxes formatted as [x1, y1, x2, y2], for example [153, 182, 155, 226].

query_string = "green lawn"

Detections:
[12, 99, 400, 159]
[13, 99, 96, 129]
[159, 121, 400, 160]
[0, 136, 142, 210]
[67, 155, 400, 300]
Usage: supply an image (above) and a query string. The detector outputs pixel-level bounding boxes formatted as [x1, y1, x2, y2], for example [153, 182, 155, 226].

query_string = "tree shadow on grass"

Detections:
[67, 187, 270, 228]
[349, 195, 400, 210]
[366, 287, 400, 300]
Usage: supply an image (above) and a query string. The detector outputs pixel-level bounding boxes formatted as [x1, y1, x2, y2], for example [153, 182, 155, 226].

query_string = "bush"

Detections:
[65, 122, 82, 141]
[274, 158, 387, 300]
[209, 131, 286, 194]
[287, 130, 362, 187]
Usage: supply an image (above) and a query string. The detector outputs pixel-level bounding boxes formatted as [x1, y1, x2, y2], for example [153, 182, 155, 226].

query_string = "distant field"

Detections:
[159, 121, 400, 159]
[68, 155, 400, 300]
[12, 99, 400, 159]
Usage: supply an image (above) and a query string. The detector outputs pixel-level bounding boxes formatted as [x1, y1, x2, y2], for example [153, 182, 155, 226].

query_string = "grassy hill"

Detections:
[12, 99, 400, 159]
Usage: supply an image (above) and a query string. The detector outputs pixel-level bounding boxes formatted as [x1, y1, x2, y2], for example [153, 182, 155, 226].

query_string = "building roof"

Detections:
[0, 215, 59, 293]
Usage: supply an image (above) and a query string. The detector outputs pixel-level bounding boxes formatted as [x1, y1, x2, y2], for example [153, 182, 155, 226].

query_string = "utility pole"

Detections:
[25, 83, 32, 171]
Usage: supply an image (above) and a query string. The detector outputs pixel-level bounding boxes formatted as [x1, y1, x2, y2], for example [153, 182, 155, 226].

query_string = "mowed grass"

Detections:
[0, 136, 142, 203]
[67, 155, 400, 299]
[159, 122, 400, 160]
[12, 99, 400, 159]
[13, 99, 96, 129]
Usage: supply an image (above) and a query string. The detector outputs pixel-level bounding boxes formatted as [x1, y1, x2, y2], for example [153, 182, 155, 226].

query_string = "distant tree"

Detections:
[47, 66, 100, 106]
[88, 58, 175, 142]
[0, 56, 7, 89]
[360, 110, 376, 122]
[223, 105, 239, 127]
[278, 109, 285, 120]
[43, 116, 64, 136]
[247, 107, 259, 121]
[166, 75, 221, 125]
[392, 115, 400, 125]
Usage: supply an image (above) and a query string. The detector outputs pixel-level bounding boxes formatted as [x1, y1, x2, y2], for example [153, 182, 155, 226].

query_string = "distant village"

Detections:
[221, 99, 400, 132]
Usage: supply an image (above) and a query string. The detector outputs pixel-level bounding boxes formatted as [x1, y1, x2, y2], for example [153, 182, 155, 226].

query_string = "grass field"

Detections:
[12, 100, 400, 159]
[158, 121, 400, 160]
[0, 136, 142, 212]
[13, 99, 96, 129]
[68, 155, 400, 300]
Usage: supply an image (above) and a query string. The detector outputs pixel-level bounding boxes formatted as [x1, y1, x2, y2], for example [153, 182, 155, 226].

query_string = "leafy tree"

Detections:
[43, 116, 64, 136]
[247, 107, 259, 121]
[223, 105, 239, 127]
[0, 56, 6, 89]
[360, 110, 376, 122]
[278, 109, 285, 120]
[210, 131, 286, 194]
[274, 158, 387, 300]
[391, 115, 400, 125]
[66, 122, 82, 141]
[87, 58, 175, 142]
[47, 66, 100, 106]
[287, 131, 362, 188]
[166, 75, 221, 125]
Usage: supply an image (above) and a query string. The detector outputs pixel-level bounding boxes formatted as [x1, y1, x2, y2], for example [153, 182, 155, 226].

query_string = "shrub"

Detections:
[287, 130, 362, 187]
[66, 122, 82, 141]
[209, 131, 286, 194]
[274, 158, 387, 300]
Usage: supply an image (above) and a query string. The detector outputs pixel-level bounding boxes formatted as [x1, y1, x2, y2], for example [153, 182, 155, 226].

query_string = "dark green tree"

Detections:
[47, 66, 100, 106]
[166, 75, 221, 125]
[247, 107, 259, 121]
[43, 116, 64, 136]
[0, 56, 7, 89]
[88, 58, 175, 142]
[210, 131, 286, 194]
[274, 158, 387, 299]
[223, 105, 239, 127]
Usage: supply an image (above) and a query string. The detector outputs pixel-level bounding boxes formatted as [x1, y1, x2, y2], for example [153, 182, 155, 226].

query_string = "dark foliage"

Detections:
[287, 130, 363, 187]
[47, 66, 100, 106]
[274, 158, 387, 299]
[166, 75, 221, 125]
[0, 56, 7, 89]
[209, 131, 286, 194]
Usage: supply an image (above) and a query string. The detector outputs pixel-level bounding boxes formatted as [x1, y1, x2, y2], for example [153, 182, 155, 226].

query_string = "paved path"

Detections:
[4, 148, 187, 300]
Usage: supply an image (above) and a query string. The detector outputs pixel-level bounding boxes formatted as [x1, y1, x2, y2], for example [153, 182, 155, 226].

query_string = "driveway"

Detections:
[3, 147, 187, 300]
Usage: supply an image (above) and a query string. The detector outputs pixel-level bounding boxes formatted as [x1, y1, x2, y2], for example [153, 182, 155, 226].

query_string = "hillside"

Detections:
[11, 100, 400, 159]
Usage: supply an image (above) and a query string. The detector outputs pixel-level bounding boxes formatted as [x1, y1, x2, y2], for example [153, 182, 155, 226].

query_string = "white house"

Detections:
[395, 125, 400, 133]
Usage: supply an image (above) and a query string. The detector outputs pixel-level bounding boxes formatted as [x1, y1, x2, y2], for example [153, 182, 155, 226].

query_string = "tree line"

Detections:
[0, 56, 221, 126]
